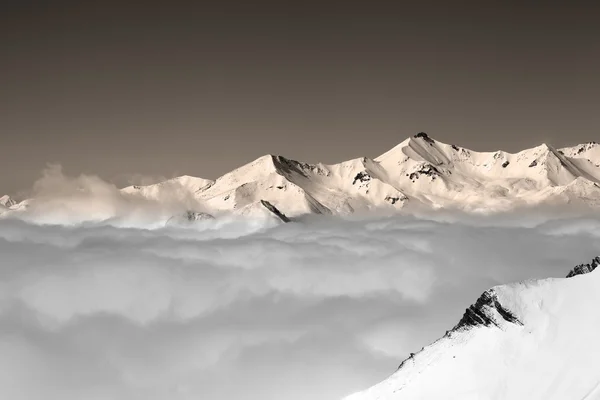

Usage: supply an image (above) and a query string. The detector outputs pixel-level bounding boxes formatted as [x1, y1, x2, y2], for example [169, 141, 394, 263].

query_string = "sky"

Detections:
[2, 1, 600, 194]
[2, 179, 600, 399]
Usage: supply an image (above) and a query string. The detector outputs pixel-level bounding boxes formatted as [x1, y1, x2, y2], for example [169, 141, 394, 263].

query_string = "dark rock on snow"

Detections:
[260, 200, 291, 223]
[566, 256, 600, 278]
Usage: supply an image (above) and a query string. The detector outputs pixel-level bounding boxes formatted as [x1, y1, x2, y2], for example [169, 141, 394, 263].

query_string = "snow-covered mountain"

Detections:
[3, 134, 600, 219]
[345, 257, 600, 400]
[375, 134, 600, 211]
[117, 134, 600, 217]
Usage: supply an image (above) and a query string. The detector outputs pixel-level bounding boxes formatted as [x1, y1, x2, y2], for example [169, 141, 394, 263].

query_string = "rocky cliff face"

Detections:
[260, 200, 291, 222]
[452, 289, 522, 331]
[566, 256, 600, 278]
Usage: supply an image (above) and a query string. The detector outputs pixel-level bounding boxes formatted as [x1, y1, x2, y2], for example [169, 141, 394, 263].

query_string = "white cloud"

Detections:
[11, 165, 207, 227]
[1, 194, 599, 399]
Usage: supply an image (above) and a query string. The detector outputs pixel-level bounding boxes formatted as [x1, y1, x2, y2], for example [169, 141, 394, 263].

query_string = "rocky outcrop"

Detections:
[352, 171, 371, 185]
[408, 164, 440, 182]
[165, 211, 215, 226]
[566, 256, 600, 278]
[385, 195, 405, 205]
[260, 200, 290, 222]
[413, 132, 435, 145]
[453, 289, 522, 331]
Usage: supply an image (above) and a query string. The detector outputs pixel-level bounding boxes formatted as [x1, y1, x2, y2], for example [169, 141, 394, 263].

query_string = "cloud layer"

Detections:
[10, 165, 210, 227]
[1, 207, 600, 399]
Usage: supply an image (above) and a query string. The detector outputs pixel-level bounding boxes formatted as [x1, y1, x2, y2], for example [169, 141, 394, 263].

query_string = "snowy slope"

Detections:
[194, 155, 330, 216]
[121, 175, 214, 201]
[345, 257, 600, 400]
[4, 134, 600, 219]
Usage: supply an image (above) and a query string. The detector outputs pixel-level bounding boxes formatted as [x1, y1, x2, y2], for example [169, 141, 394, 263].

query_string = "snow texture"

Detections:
[345, 256, 600, 400]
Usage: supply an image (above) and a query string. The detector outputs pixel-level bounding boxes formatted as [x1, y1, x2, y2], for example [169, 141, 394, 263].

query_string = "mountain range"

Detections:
[2, 133, 600, 220]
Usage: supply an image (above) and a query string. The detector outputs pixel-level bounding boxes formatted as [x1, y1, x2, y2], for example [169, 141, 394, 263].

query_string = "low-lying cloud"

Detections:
[1, 207, 600, 400]
[12, 164, 209, 227]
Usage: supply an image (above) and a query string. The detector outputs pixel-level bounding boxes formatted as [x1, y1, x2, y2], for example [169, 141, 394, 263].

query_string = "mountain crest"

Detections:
[101, 136, 600, 216]
[4, 134, 600, 218]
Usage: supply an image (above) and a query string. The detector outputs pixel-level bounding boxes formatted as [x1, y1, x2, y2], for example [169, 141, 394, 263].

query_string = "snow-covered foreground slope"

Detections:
[2, 135, 600, 221]
[345, 257, 600, 400]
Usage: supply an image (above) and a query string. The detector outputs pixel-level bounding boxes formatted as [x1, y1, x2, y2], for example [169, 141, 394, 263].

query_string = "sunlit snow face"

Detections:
[1, 210, 600, 400]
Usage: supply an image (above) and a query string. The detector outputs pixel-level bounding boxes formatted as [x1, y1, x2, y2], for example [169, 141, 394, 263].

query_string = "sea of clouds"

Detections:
[1, 169, 600, 400]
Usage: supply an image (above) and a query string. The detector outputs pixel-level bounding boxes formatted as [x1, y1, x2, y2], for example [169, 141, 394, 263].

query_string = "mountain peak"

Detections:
[413, 131, 435, 141]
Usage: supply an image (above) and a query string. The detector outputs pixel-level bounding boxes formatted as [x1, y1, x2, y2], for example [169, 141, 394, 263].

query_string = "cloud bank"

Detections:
[7, 165, 211, 227]
[1, 199, 600, 400]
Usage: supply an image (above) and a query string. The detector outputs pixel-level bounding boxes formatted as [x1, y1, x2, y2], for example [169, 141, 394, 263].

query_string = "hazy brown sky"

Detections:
[2, 1, 599, 194]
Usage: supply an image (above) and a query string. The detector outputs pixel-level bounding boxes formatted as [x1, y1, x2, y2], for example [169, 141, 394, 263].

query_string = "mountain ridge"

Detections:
[3, 134, 600, 218]
[118, 133, 600, 216]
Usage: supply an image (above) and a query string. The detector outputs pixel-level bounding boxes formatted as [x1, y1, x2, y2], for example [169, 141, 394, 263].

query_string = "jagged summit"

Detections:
[452, 289, 522, 332]
[4, 135, 600, 218]
[566, 256, 600, 278]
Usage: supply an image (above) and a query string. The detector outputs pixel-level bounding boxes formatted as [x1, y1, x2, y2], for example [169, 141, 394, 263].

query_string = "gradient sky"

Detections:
[2, 1, 599, 194]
